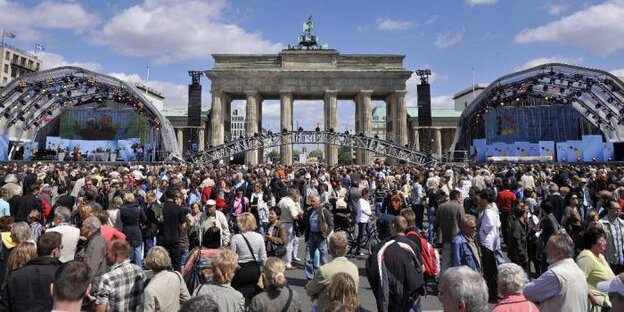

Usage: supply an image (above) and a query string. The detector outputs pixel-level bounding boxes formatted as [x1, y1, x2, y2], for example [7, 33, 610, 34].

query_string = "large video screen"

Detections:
[484, 105, 579, 143]
[59, 108, 147, 141]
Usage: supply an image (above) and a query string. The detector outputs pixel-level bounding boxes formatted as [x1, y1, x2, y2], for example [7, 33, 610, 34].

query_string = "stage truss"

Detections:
[187, 130, 438, 166]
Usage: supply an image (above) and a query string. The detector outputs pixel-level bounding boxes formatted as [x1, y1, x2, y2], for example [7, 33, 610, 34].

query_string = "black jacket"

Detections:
[4, 256, 61, 312]
[508, 219, 529, 264]
[119, 203, 147, 247]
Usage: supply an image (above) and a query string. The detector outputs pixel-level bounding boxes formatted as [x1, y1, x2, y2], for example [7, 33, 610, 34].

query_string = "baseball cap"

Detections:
[206, 199, 216, 206]
[597, 273, 624, 297]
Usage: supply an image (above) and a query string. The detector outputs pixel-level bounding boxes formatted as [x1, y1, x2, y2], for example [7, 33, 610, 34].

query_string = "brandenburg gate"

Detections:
[205, 18, 411, 165]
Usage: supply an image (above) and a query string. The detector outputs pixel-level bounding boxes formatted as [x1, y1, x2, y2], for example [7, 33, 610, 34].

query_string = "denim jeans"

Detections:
[130, 244, 144, 268]
[143, 237, 156, 258]
[305, 232, 329, 280]
[180, 248, 189, 270]
[356, 222, 370, 253]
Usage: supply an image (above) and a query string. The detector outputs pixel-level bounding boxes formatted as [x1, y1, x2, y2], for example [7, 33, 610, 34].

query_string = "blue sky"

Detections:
[1, 0, 623, 132]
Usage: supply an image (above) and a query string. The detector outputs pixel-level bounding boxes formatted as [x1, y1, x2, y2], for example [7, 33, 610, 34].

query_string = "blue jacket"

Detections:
[451, 233, 481, 273]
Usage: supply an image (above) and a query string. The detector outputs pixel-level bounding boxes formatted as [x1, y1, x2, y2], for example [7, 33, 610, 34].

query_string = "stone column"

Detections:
[224, 96, 232, 141]
[257, 98, 263, 162]
[413, 128, 420, 151]
[395, 90, 408, 146]
[354, 93, 361, 164]
[385, 93, 396, 142]
[198, 129, 205, 151]
[357, 90, 373, 165]
[245, 90, 259, 165]
[280, 91, 293, 165]
[324, 90, 338, 165]
[435, 128, 442, 156]
[210, 90, 224, 146]
[176, 128, 184, 154]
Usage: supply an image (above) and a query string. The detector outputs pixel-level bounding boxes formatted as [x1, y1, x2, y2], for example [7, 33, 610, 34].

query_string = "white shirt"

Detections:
[479, 205, 501, 251]
[357, 198, 372, 223]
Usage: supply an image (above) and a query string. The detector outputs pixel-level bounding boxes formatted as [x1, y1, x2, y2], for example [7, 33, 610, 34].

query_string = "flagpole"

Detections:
[472, 66, 476, 100]
[145, 66, 150, 96]
[1, 29, 5, 46]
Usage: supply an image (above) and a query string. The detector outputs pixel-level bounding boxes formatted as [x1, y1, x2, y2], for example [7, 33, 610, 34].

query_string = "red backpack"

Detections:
[406, 230, 439, 278]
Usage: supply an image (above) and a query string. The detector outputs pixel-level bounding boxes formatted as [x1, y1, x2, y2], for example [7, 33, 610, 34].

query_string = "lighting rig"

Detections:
[0, 70, 162, 134]
[465, 65, 624, 137]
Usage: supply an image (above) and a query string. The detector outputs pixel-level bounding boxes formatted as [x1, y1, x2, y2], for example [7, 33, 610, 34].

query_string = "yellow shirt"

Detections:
[576, 249, 615, 308]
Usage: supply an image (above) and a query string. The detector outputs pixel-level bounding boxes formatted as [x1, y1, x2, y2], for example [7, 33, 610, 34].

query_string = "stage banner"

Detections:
[492, 142, 507, 157]
[556, 142, 568, 162]
[46, 137, 70, 152]
[485, 145, 496, 158]
[603, 143, 615, 161]
[59, 108, 147, 141]
[582, 135, 604, 162]
[514, 142, 530, 157]
[0, 136, 9, 161]
[23, 142, 38, 160]
[118, 138, 141, 161]
[68, 140, 117, 155]
[527, 143, 540, 156]
[472, 139, 487, 162]
[484, 106, 579, 143]
[539, 141, 555, 159]
[567, 141, 583, 163]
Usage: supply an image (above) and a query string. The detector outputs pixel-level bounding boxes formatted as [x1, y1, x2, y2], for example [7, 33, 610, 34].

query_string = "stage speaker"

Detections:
[417, 83, 432, 127]
[614, 142, 624, 161]
[188, 83, 202, 127]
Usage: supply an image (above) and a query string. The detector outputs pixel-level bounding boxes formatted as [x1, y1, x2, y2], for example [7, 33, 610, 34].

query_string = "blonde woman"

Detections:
[143, 247, 190, 312]
[249, 257, 301, 312]
[6, 242, 37, 274]
[328, 272, 360, 311]
[230, 212, 267, 301]
[193, 249, 245, 312]
[107, 196, 124, 230]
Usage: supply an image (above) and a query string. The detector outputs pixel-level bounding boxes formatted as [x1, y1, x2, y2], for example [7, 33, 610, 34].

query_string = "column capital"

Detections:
[279, 90, 294, 96]
[244, 90, 260, 97]
[393, 90, 408, 96]
[358, 90, 374, 96]
[211, 89, 222, 96]
[324, 90, 338, 96]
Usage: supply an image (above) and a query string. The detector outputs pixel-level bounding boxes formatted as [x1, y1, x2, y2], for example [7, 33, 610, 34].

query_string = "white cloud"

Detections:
[466, 0, 498, 6]
[108, 72, 209, 109]
[0, 0, 98, 41]
[434, 29, 464, 49]
[431, 95, 454, 109]
[38, 51, 102, 72]
[515, 56, 582, 71]
[546, 3, 568, 15]
[611, 68, 624, 78]
[376, 17, 414, 31]
[515, 0, 624, 54]
[93, 0, 283, 63]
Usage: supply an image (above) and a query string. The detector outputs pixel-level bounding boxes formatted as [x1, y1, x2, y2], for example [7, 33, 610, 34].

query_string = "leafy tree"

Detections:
[338, 149, 353, 164]
[309, 149, 324, 160]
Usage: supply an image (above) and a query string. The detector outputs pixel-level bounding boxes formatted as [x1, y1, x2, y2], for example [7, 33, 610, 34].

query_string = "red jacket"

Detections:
[492, 294, 539, 312]
[496, 189, 517, 213]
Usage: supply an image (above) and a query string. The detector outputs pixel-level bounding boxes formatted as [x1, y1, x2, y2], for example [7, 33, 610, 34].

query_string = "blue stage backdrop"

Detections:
[485, 105, 579, 143]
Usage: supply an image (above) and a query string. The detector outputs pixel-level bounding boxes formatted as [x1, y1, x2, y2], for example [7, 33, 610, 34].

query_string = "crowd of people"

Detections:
[0, 160, 622, 311]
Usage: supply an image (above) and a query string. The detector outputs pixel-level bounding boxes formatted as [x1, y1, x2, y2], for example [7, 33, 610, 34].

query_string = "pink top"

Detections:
[100, 225, 126, 243]
[492, 294, 540, 312]
[181, 247, 220, 277]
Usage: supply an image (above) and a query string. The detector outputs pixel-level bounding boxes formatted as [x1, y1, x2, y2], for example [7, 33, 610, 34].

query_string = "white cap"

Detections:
[206, 199, 216, 206]
[597, 273, 624, 297]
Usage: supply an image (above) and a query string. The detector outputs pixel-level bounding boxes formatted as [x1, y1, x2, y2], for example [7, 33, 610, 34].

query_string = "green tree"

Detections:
[309, 149, 324, 160]
[338, 149, 353, 164]
[266, 150, 280, 162]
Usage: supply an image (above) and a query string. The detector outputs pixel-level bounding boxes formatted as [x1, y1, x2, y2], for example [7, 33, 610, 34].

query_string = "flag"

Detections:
[35, 44, 45, 51]
[2, 30, 16, 38]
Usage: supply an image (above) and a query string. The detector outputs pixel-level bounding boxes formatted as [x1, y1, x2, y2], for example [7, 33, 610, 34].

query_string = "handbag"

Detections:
[184, 248, 208, 292]
[266, 226, 287, 258]
[241, 234, 264, 289]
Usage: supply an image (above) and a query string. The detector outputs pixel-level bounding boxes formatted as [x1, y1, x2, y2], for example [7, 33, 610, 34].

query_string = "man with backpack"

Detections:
[401, 209, 439, 279]
[368, 216, 425, 312]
